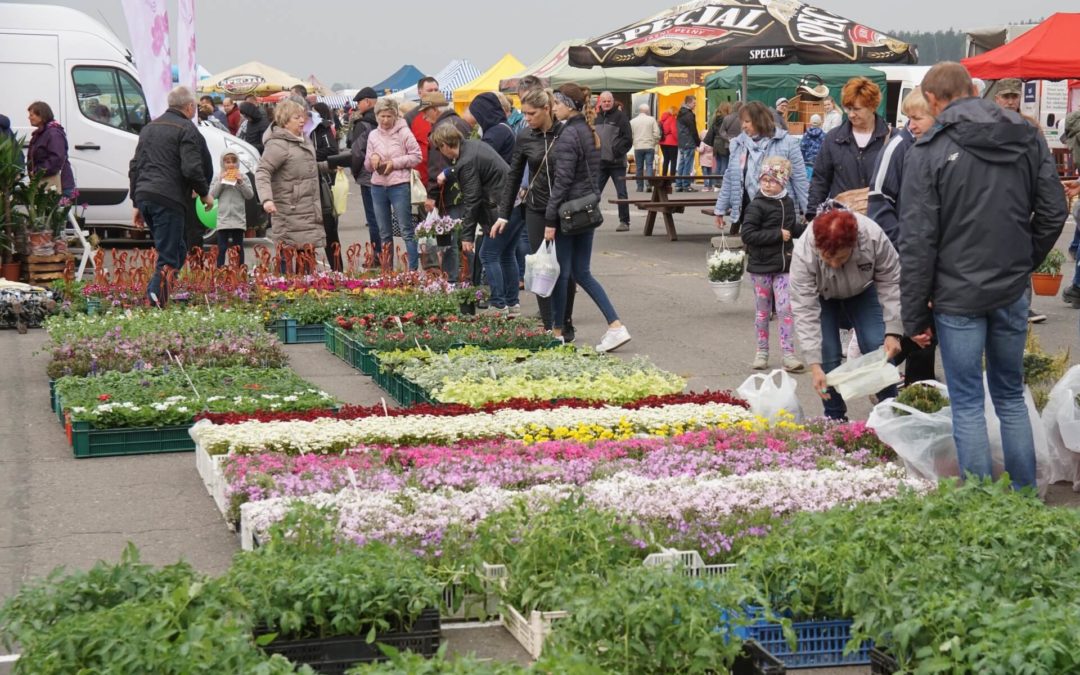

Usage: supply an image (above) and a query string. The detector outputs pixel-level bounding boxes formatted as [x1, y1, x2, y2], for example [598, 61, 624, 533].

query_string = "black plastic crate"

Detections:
[732, 639, 787, 675]
[870, 647, 899, 674]
[260, 607, 440, 674]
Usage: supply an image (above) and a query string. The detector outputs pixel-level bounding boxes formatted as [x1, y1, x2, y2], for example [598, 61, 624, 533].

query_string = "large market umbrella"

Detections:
[200, 61, 308, 97]
[499, 40, 655, 93]
[568, 0, 915, 96]
[961, 13, 1080, 80]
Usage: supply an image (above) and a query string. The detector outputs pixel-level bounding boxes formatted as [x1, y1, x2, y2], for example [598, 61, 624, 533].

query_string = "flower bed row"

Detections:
[190, 400, 755, 456]
[219, 420, 893, 524]
[332, 313, 554, 353]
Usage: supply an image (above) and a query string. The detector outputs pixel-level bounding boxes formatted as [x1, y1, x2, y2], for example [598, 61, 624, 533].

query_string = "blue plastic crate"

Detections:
[731, 608, 870, 669]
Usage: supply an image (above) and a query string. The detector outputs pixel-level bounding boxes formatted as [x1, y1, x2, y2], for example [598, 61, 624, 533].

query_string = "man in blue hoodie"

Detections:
[899, 62, 1067, 490]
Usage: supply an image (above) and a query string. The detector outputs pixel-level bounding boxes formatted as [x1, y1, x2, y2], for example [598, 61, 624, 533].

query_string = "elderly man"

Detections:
[222, 96, 241, 135]
[129, 86, 213, 307]
[594, 91, 633, 231]
[630, 104, 661, 193]
[993, 78, 1022, 113]
[675, 95, 700, 192]
[900, 63, 1066, 490]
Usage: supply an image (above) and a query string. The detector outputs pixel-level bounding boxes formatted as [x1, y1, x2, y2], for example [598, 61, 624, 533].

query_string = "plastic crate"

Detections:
[441, 563, 506, 623]
[259, 607, 440, 674]
[293, 323, 325, 344]
[267, 318, 296, 344]
[71, 421, 195, 458]
[733, 640, 788, 675]
[733, 609, 871, 669]
[870, 647, 899, 674]
[501, 603, 569, 660]
[48, 378, 55, 410]
[643, 549, 736, 578]
[323, 322, 341, 357]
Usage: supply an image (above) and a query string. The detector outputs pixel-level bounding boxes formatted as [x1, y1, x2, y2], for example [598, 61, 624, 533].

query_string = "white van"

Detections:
[870, 66, 931, 130]
[0, 3, 258, 229]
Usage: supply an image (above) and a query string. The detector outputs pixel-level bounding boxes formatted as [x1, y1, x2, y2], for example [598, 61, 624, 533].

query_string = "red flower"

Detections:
[98, 394, 112, 402]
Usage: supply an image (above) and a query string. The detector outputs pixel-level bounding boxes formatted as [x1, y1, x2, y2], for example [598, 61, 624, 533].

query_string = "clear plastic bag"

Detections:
[825, 347, 901, 401]
[1041, 365, 1080, 490]
[524, 240, 560, 298]
[736, 369, 803, 423]
[867, 382, 956, 481]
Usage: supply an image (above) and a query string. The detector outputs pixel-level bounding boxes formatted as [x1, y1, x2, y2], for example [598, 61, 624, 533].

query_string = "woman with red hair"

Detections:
[789, 207, 903, 420]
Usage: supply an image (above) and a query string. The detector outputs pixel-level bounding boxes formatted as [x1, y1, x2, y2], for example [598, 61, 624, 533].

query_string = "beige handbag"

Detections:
[409, 169, 427, 205]
[835, 187, 869, 215]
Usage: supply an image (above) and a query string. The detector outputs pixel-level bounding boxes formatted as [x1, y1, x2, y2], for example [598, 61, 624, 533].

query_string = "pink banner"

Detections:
[120, 0, 172, 120]
[176, 0, 197, 96]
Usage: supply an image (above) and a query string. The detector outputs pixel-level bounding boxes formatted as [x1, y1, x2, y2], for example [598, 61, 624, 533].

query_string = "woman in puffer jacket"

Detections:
[545, 83, 631, 353]
[365, 97, 422, 270]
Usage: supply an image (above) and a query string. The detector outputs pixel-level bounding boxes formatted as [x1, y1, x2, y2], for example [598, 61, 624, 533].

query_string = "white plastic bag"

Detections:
[1041, 364, 1080, 490]
[984, 380, 1053, 497]
[736, 369, 803, 423]
[524, 240, 560, 298]
[825, 347, 901, 401]
[867, 382, 957, 481]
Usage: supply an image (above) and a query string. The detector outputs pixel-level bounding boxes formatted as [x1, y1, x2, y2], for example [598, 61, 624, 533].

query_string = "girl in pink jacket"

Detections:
[365, 98, 422, 270]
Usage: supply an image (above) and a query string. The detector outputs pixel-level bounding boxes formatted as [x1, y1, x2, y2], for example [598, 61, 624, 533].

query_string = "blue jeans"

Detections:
[596, 162, 629, 225]
[551, 228, 618, 331]
[676, 147, 696, 189]
[139, 200, 187, 307]
[818, 285, 898, 420]
[633, 149, 655, 191]
[361, 184, 380, 257]
[935, 294, 1035, 490]
[480, 216, 524, 309]
[715, 153, 729, 182]
[512, 206, 528, 282]
[371, 182, 417, 270]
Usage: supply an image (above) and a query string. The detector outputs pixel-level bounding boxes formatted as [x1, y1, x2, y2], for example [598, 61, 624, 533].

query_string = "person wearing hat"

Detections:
[423, 91, 474, 281]
[773, 97, 789, 132]
[799, 114, 825, 179]
[993, 78, 1022, 113]
[349, 87, 381, 262]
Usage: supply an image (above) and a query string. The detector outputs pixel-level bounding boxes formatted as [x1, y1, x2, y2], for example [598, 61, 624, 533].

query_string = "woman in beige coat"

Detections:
[256, 99, 344, 271]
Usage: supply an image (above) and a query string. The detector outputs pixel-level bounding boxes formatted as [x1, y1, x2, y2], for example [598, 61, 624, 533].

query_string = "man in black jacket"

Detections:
[899, 62, 1067, 490]
[349, 87, 380, 260]
[238, 102, 268, 154]
[675, 95, 700, 192]
[425, 95, 474, 281]
[595, 92, 633, 231]
[129, 86, 212, 307]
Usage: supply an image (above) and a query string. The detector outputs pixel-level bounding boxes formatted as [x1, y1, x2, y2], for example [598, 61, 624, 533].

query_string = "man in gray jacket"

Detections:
[899, 62, 1067, 490]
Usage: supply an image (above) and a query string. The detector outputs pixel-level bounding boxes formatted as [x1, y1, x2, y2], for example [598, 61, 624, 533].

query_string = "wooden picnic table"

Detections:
[614, 174, 717, 241]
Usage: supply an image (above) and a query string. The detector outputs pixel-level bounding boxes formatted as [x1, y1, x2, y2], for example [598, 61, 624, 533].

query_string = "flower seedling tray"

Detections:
[730, 608, 871, 669]
[870, 647, 899, 674]
[259, 607, 440, 674]
[70, 420, 195, 458]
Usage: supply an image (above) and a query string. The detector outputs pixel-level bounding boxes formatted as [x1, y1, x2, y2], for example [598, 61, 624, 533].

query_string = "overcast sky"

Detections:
[6, 0, 1065, 88]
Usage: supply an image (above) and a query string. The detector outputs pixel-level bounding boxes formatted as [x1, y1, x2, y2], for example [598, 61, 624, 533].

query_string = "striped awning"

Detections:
[433, 59, 482, 101]
[317, 94, 351, 108]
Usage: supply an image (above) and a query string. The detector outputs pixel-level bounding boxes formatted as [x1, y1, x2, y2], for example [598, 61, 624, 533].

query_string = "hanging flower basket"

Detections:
[709, 279, 742, 303]
[707, 246, 746, 305]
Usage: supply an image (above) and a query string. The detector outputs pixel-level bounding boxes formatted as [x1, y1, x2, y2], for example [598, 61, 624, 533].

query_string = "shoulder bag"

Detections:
[557, 130, 604, 235]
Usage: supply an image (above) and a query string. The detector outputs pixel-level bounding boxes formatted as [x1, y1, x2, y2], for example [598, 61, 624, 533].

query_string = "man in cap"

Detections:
[774, 97, 790, 131]
[993, 78, 1022, 113]
[349, 87, 381, 261]
[423, 92, 474, 281]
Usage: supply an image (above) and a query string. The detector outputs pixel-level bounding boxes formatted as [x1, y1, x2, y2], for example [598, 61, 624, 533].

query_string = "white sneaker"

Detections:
[596, 326, 632, 353]
[507, 304, 522, 318]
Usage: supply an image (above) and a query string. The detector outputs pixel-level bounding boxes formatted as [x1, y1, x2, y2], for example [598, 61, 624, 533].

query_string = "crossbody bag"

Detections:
[557, 128, 604, 234]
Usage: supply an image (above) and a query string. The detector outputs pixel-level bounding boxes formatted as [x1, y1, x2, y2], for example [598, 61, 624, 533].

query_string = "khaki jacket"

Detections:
[789, 212, 902, 366]
[255, 127, 327, 248]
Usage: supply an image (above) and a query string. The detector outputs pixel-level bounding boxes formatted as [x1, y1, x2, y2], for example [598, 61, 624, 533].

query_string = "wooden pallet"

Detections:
[27, 254, 72, 284]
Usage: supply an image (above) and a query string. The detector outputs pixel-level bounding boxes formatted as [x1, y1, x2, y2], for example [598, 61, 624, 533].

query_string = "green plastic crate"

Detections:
[323, 322, 340, 355]
[293, 323, 325, 344]
[267, 318, 297, 344]
[71, 421, 195, 458]
[48, 378, 56, 412]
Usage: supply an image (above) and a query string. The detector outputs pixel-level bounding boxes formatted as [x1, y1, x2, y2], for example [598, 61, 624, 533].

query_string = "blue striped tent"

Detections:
[317, 94, 351, 109]
[432, 59, 482, 102]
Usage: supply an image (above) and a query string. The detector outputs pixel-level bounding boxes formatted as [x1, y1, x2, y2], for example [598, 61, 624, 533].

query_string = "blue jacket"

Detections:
[866, 127, 914, 247]
[714, 128, 808, 223]
[469, 93, 515, 164]
[799, 127, 825, 170]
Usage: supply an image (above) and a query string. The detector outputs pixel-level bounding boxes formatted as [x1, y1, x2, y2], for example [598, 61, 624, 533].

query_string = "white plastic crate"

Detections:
[501, 603, 569, 660]
[441, 563, 506, 623]
[642, 549, 736, 578]
[194, 442, 231, 524]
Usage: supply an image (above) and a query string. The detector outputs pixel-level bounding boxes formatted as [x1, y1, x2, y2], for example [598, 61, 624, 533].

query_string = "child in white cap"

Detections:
[800, 114, 825, 180]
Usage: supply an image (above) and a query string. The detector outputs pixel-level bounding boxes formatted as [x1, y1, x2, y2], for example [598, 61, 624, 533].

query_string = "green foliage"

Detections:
[12, 171, 72, 235]
[0, 131, 25, 263]
[45, 307, 269, 343]
[546, 567, 755, 674]
[225, 540, 440, 641]
[738, 479, 1080, 672]
[895, 383, 949, 415]
[1034, 248, 1066, 275]
[468, 496, 648, 613]
[347, 645, 529, 674]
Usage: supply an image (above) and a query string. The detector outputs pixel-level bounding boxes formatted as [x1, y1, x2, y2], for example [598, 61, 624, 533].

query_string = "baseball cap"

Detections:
[775, 97, 789, 107]
[353, 87, 378, 102]
[996, 79, 1022, 96]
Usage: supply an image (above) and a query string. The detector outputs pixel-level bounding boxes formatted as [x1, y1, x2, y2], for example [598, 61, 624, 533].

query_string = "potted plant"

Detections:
[1032, 248, 1066, 296]
[16, 173, 74, 257]
[706, 246, 746, 303]
[415, 213, 462, 247]
[0, 131, 24, 280]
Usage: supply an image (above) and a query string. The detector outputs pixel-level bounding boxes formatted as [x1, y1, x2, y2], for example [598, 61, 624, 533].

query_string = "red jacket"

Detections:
[410, 114, 433, 185]
[660, 112, 678, 146]
[226, 106, 242, 135]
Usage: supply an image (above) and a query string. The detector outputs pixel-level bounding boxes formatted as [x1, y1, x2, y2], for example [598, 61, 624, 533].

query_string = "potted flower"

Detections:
[16, 172, 73, 257]
[707, 247, 746, 303]
[415, 213, 462, 247]
[0, 131, 24, 280]
[1032, 248, 1066, 296]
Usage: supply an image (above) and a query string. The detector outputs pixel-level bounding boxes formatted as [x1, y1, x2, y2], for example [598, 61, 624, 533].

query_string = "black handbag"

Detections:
[558, 135, 604, 235]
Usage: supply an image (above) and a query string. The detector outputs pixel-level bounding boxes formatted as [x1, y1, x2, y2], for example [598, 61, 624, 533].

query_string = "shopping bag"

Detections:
[410, 169, 428, 205]
[736, 369, 803, 423]
[867, 382, 957, 481]
[332, 168, 349, 216]
[1040, 364, 1080, 490]
[524, 240, 560, 298]
[983, 374, 1055, 497]
[825, 347, 901, 401]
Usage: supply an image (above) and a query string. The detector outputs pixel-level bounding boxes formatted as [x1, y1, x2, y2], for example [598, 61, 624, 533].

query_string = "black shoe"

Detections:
[1028, 309, 1047, 324]
[562, 324, 576, 344]
[636, 186, 644, 193]
[477, 300, 489, 310]
[674, 187, 684, 192]
[1064, 285, 1080, 308]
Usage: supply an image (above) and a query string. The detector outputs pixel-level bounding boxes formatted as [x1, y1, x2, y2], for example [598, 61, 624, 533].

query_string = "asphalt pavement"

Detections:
[0, 181, 1077, 672]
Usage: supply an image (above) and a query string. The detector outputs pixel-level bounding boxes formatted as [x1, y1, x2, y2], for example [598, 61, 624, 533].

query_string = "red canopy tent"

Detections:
[962, 13, 1080, 80]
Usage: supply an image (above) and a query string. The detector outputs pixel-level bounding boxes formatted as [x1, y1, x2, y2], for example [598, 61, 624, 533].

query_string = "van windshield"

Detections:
[73, 66, 149, 133]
